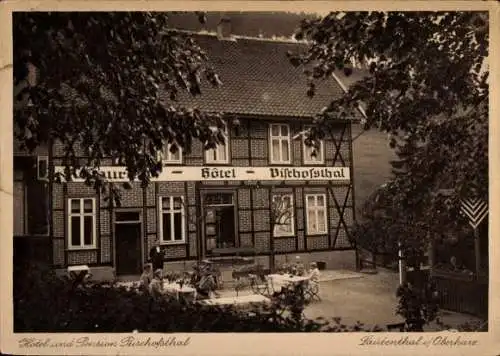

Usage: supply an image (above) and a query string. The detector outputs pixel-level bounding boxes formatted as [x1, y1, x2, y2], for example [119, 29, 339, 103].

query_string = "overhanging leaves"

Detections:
[14, 12, 224, 205]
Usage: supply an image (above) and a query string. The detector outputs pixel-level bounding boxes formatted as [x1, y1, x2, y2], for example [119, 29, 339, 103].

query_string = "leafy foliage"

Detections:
[396, 280, 440, 331]
[14, 12, 225, 205]
[292, 11, 489, 253]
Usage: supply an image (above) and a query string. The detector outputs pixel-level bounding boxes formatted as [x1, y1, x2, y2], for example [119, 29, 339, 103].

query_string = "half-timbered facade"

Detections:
[14, 32, 360, 278]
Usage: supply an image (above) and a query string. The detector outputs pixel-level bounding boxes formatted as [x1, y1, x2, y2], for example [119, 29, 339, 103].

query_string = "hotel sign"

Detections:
[55, 166, 350, 182]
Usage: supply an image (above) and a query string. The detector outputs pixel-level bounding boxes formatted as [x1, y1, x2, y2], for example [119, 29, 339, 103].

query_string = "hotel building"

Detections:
[14, 31, 360, 278]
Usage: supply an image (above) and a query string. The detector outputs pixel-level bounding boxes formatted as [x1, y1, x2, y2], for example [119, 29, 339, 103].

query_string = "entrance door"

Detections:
[215, 206, 236, 248]
[203, 192, 237, 253]
[115, 212, 142, 275]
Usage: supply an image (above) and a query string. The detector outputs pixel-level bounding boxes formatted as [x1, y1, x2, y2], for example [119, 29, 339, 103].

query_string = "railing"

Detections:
[407, 268, 488, 318]
[431, 270, 488, 318]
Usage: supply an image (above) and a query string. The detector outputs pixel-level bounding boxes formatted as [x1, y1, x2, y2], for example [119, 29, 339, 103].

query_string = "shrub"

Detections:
[396, 280, 439, 331]
[14, 263, 374, 332]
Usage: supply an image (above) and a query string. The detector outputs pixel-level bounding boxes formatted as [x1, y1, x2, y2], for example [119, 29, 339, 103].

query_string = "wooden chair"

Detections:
[304, 280, 321, 302]
[249, 274, 271, 297]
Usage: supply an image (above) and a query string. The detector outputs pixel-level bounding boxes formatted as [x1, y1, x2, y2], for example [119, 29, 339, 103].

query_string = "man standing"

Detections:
[149, 238, 165, 272]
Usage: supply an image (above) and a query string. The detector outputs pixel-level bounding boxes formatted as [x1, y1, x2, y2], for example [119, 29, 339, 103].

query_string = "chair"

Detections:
[249, 274, 271, 297]
[304, 280, 321, 302]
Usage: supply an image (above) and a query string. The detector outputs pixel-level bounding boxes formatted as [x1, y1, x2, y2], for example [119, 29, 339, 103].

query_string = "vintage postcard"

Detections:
[0, 1, 499, 355]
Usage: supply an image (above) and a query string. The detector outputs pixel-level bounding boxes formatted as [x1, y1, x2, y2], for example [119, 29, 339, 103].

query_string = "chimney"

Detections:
[217, 16, 232, 39]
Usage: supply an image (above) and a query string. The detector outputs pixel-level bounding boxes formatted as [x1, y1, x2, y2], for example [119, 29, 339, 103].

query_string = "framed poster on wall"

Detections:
[207, 237, 216, 251]
[206, 225, 216, 235]
[206, 209, 215, 224]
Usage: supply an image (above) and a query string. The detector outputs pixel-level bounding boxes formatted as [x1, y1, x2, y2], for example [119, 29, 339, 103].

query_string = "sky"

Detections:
[166, 12, 319, 39]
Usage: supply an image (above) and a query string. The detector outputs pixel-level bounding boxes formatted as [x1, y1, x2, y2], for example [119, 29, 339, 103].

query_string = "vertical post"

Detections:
[474, 227, 481, 276]
[427, 237, 434, 268]
[398, 241, 407, 285]
[269, 220, 275, 273]
[269, 187, 275, 273]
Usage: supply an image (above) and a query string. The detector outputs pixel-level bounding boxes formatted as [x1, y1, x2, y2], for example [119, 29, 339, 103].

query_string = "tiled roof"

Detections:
[168, 34, 348, 119]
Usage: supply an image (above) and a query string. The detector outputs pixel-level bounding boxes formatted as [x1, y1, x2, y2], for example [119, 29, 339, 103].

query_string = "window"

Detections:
[206, 124, 229, 164]
[159, 196, 186, 244]
[272, 194, 295, 237]
[68, 198, 96, 249]
[37, 155, 49, 180]
[305, 194, 327, 235]
[303, 126, 324, 164]
[204, 193, 234, 206]
[269, 124, 291, 164]
[162, 143, 182, 164]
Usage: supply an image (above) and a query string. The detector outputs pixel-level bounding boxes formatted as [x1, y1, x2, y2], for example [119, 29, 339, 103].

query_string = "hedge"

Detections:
[14, 263, 381, 333]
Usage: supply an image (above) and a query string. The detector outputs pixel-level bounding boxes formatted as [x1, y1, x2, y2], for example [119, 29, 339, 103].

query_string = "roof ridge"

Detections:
[168, 28, 309, 45]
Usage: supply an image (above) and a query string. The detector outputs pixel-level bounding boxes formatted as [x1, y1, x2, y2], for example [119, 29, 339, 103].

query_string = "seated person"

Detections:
[139, 263, 153, 294]
[196, 266, 220, 299]
[308, 262, 321, 286]
[294, 256, 305, 276]
[149, 269, 164, 299]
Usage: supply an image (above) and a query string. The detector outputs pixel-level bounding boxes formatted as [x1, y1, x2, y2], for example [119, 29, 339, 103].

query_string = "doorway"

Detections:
[203, 192, 237, 253]
[114, 211, 142, 275]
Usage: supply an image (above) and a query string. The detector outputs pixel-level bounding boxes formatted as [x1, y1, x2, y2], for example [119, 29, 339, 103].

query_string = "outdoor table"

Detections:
[274, 275, 310, 284]
[163, 282, 197, 301]
[67, 265, 90, 280]
[267, 274, 310, 293]
[198, 294, 271, 307]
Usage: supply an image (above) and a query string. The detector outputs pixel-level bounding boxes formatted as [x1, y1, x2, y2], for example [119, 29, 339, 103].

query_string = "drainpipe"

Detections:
[269, 222, 275, 273]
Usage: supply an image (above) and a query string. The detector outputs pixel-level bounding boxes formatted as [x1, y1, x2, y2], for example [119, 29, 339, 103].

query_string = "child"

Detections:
[308, 262, 321, 286]
[139, 263, 153, 294]
[149, 269, 164, 299]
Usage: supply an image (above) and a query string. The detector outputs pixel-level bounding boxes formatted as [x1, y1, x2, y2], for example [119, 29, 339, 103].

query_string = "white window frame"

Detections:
[205, 123, 229, 164]
[269, 123, 292, 164]
[272, 193, 295, 237]
[158, 196, 186, 244]
[305, 194, 328, 235]
[68, 198, 97, 250]
[303, 126, 325, 164]
[162, 143, 183, 164]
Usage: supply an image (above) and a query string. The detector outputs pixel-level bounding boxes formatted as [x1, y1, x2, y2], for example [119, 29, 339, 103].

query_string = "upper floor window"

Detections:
[162, 143, 182, 164]
[269, 124, 291, 164]
[305, 194, 328, 235]
[206, 124, 229, 164]
[68, 198, 96, 250]
[303, 126, 324, 164]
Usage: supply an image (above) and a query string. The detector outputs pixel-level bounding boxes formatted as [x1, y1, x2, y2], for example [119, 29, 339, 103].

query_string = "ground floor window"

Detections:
[68, 198, 96, 249]
[159, 196, 186, 243]
[271, 193, 295, 237]
[305, 194, 327, 235]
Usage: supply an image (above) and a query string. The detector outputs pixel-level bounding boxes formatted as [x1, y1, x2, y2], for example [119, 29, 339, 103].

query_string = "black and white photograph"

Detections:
[1, 1, 498, 355]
